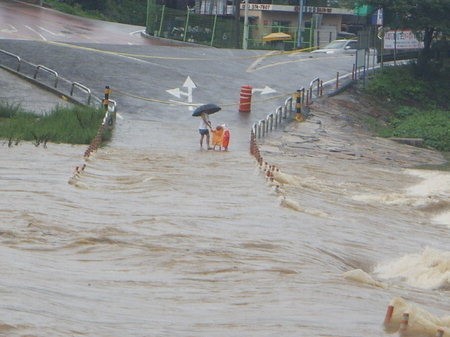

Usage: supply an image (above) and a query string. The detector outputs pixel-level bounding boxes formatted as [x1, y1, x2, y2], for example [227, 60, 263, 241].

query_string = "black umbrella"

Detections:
[192, 103, 221, 117]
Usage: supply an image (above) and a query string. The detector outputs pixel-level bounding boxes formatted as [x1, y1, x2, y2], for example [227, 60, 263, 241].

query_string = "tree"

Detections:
[305, 0, 328, 6]
[355, 0, 450, 68]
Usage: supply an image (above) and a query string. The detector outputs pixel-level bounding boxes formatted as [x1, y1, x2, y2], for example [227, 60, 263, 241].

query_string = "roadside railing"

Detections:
[0, 50, 21, 71]
[248, 53, 402, 168]
[34, 65, 59, 88]
[0, 48, 111, 111]
[249, 69, 359, 160]
[0, 48, 118, 179]
[71, 82, 92, 105]
[252, 96, 295, 139]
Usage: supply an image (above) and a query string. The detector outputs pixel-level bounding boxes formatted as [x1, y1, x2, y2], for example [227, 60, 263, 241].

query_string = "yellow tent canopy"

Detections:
[262, 32, 292, 42]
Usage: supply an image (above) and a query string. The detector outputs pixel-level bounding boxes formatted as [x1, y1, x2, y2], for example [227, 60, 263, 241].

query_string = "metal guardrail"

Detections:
[0, 49, 21, 71]
[71, 82, 92, 105]
[308, 77, 322, 101]
[0, 48, 106, 110]
[252, 95, 295, 139]
[250, 66, 372, 144]
[34, 65, 59, 88]
[251, 76, 327, 142]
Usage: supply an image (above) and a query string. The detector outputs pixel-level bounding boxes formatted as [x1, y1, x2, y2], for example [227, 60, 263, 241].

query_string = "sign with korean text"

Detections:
[239, 4, 352, 14]
[384, 30, 423, 49]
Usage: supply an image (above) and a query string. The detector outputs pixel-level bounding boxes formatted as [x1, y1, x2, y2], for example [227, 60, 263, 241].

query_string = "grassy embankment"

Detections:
[0, 103, 111, 146]
[361, 64, 449, 152]
[43, 0, 146, 26]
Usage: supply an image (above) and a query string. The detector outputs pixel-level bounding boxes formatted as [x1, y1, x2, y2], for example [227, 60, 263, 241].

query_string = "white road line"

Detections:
[129, 29, 144, 37]
[38, 26, 65, 37]
[0, 24, 18, 33]
[246, 50, 278, 73]
[25, 25, 47, 41]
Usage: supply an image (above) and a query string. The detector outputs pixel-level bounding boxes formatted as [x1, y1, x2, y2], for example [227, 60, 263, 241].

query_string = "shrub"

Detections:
[364, 65, 450, 152]
[366, 66, 429, 107]
[0, 103, 106, 145]
[389, 109, 450, 151]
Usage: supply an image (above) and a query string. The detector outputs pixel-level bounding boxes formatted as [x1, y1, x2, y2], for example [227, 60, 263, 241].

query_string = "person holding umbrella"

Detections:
[192, 103, 221, 150]
[199, 112, 213, 149]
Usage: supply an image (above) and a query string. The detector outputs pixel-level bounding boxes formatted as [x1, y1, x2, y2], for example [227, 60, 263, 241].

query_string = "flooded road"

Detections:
[0, 0, 162, 45]
[1, 2, 449, 337]
[1, 93, 449, 337]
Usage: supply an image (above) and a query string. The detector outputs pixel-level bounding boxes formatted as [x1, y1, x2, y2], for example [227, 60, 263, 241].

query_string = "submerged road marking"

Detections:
[0, 24, 17, 33]
[25, 25, 47, 41]
[166, 76, 197, 110]
[38, 26, 65, 37]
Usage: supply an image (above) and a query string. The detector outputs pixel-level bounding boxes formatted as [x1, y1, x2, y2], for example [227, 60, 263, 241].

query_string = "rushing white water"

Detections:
[1, 88, 449, 337]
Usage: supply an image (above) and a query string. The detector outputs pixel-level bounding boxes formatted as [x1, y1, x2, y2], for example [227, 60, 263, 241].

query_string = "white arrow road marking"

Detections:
[183, 76, 197, 108]
[252, 86, 277, 95]
[166, 87, 182, 98]
[166, 76, 198, 110]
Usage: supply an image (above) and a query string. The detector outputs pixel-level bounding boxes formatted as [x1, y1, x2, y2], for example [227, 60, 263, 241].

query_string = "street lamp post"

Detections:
[296, 0, 304, 49]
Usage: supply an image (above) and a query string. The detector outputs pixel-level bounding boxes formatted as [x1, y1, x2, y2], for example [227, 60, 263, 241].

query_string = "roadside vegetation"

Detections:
[362, 64, 449, 152]
[0, 103, 110, 146]
[44, 0, 147, 25]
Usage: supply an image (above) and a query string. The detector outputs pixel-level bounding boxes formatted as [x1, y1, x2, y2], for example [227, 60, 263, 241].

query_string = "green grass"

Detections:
[0, 102, 109, 146]
[43, 0, 147, 25]
[44, 0, 107, 21]
[379, 108, 450, 151]
[363, 65, 450, 152]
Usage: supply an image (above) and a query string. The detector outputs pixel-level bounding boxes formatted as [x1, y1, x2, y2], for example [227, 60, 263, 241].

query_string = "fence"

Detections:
[146, 5, 312, 50]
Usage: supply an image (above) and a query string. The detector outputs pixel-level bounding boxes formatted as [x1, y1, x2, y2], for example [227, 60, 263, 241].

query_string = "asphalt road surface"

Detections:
[0, 0, 357, 135]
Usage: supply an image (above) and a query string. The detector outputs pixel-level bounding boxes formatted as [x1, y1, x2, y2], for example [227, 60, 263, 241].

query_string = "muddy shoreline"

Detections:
[259, 87, 447, 170]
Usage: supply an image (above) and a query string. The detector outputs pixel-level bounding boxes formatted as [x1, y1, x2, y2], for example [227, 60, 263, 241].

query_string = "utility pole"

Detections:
[296, 0, 304, 49]
[234, 0, 241, 48]
[242, 0, 249, 49]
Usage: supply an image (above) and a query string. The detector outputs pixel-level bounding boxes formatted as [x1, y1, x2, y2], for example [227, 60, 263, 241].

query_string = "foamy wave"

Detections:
[407, 169, 450, 226]
[272, 171, 300, 185]
[279, 196, 328, 217]
[374, 247, 450, 290]
[351, 193, 413, 206]
[383, 297, 450, 336]
[343, 269, 387, 288]
[434, 211, 450, 228]
[352, 169, 450, 225]
[406, 169, 450, 198]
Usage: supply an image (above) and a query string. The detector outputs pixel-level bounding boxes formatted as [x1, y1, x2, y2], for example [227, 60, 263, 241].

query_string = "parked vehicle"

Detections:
[336, 32, 357, 40]
[311, 39, 358, 55]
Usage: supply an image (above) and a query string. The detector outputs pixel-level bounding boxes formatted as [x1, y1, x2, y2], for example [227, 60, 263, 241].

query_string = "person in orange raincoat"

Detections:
[211, 125, 224, 151]
[222, 125, 230, 151]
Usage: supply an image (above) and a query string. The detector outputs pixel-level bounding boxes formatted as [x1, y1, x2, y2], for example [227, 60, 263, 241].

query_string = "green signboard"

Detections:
[354, 4, 373, 16]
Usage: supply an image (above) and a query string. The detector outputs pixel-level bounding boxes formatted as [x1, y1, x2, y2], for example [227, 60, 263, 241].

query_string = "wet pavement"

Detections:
[0, 67, 72, 113]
